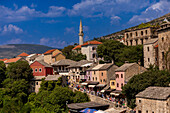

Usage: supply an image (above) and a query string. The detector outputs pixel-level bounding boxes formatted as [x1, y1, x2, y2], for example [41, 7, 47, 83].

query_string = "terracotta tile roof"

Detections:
[4, 57, 22, 63]
[0, 58, 8, 61]
[154, 44, 158, 48]
[72, 45, 82, 50]
[44, 49, 56, 55]
[82, 40, 102, 46]
[17, 52, 29, 57]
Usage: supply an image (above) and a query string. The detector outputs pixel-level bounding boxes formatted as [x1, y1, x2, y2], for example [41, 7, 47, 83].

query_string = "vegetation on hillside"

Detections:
[0, 61, 89, 113]
[97, 40, 143, 66]
[122, 68, 170, 109]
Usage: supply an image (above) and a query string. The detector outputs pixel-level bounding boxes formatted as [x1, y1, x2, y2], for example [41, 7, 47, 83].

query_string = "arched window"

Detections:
[141, 31, 143, 36]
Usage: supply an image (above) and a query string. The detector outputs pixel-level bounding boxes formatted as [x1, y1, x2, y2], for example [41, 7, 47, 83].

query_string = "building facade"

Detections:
[44, 49, 65, 65]
[143, 38, 158, 68]
[157, 22, 170, 70]
[115, 63, 146, 91]
[124, 27, 157, 46]
[136, 87, 170, 113]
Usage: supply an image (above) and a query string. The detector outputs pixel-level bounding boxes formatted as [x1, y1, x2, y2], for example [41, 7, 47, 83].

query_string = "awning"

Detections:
[88, 85, 96, 88]
[81, 82, 88, 85]
[96, 84, 106, 87]
[110, 92, 120, 96]
[100, 90, 105, 93]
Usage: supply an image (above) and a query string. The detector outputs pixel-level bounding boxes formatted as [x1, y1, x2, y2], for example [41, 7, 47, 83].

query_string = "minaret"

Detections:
[79, 19, 84, 45]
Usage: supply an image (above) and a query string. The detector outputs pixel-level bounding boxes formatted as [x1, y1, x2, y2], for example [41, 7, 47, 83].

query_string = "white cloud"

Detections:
[64, 27, 75, 35]
[39, 37, 72, 48]
[0, 5, 66, 23]
[128, 0, 170, 25]
[43, 19, 61, 24]
[31, 3, 37, 8]
[110, 15, 121, 24]
[6, 38, 23, 44]
[13, 3, 18, 10]
[83, 26, 89, 32]
[1, 24, 23, 34]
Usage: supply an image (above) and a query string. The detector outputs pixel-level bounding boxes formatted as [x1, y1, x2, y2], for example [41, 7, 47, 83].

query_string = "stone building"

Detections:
[157, 22, 170, 70]
[124, 27, 158, 46]
[115, 63, 146, 91]
[136, 86, 170, 113]
[143, 38, 158, 68]
[43, 49, 65, 64]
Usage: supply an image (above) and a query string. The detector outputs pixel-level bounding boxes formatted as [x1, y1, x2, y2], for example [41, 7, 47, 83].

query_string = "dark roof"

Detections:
[99, 63, 114, 70]
[68, 60, 92, 68]
[144, 38, 158, 45]
[51, 59, 77, 66]
[35, 60, 52, 67]
[115, 63, 136, 72]
[67, 101, 109, 110]
[136, 86, 170, 100]
[86, 64, 97, 71]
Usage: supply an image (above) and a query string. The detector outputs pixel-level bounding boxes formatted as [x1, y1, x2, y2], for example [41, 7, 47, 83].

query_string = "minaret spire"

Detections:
[79, 19, 84, 45]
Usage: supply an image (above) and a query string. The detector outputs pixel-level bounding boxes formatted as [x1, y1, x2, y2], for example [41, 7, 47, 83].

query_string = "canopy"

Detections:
[80, 108, 98, 113]
[110, 92, 120, 96]
[100, 90, 105, 93]
[81, 63, 93, 67]
[81, 82, 88, 85]
[88, 85, 96, 88]
[96, 84, 106, 87]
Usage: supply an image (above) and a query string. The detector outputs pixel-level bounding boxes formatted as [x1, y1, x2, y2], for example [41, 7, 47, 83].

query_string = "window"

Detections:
[126, 34, 129, 38]
[89, 77, 90, 80]
[35, 68, 38, 72]
[93, 77, 94, 81]
[162, 37, 164, 42]
[39, 68, 42, 72]
[145, 30, 148, 34]
[130, 33, 132, 37]
[73, 76, 74, 79]
[136, 40, 138, 45]
[121, 74, 123, 78]
[95, 77, 97, 81]
[138, 110, 141, 113]
[36, 82, 38, 85]
[148, 58, 150, 62]
[141, 39, 143, 44]
[92, 47, 96, 50]
[162, 52, 164, 60]
[147, 47, 149, 51]
[101, 72, 103, 76]
[116, 74, 119, 78]
[136, 32, 138, 36]
[121, 83, 123, 87]
[103, 79, 106, 82]
[130, 40, 133, 46]
[92, 54, 95, 58]
[111, 82, 114, 85]
[117, 83, 119, 87]
[100, 80, 102, 82]
[152, 112, 154, 113]
[139, 100, 141, 103]
[126, 41, 128, 46]
[146, 110, 148, 113]
[94, 71, 96, 75]
[141, 31, 143, 35]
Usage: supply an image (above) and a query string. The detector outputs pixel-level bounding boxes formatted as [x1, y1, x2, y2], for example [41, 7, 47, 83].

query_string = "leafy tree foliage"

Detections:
[6, 61, 33, 81]
[62, 45, 74, 59]
[122, 69, 170, 109]
[70, 52, 86, 61]
[97, 40, 143, 66]
[0, 61, 6, 87]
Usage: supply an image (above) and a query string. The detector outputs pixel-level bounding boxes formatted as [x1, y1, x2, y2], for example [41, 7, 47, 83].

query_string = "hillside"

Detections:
[98, 13, 170, 40]
[0, 44, 55, 58]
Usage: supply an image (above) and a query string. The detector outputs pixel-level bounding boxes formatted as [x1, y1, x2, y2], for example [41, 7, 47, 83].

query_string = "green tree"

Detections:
[122, 69, 170, 109]
[70, 52, 86, 61]
[62, 45, 74, 59]
[0, 61, 6, 87]
[6, 61, 33, 81]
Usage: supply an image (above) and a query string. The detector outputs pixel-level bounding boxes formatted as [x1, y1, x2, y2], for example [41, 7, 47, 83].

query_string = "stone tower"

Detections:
[79, 19, 84, 45]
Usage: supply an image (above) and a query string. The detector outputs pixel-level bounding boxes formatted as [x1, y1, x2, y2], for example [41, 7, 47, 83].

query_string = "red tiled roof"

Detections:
[17, 52, 29, 57]
[154, 44, 158, 48]
[73, 45, 82, 50]
[4, 57, 22, 63]
[82, 40, 102, 46]
[44, 49, 56, 55]
[0, 58, 8, 62]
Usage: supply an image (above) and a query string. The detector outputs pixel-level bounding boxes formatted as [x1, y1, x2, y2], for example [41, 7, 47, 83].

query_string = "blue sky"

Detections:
[0, 0, 169, 48]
